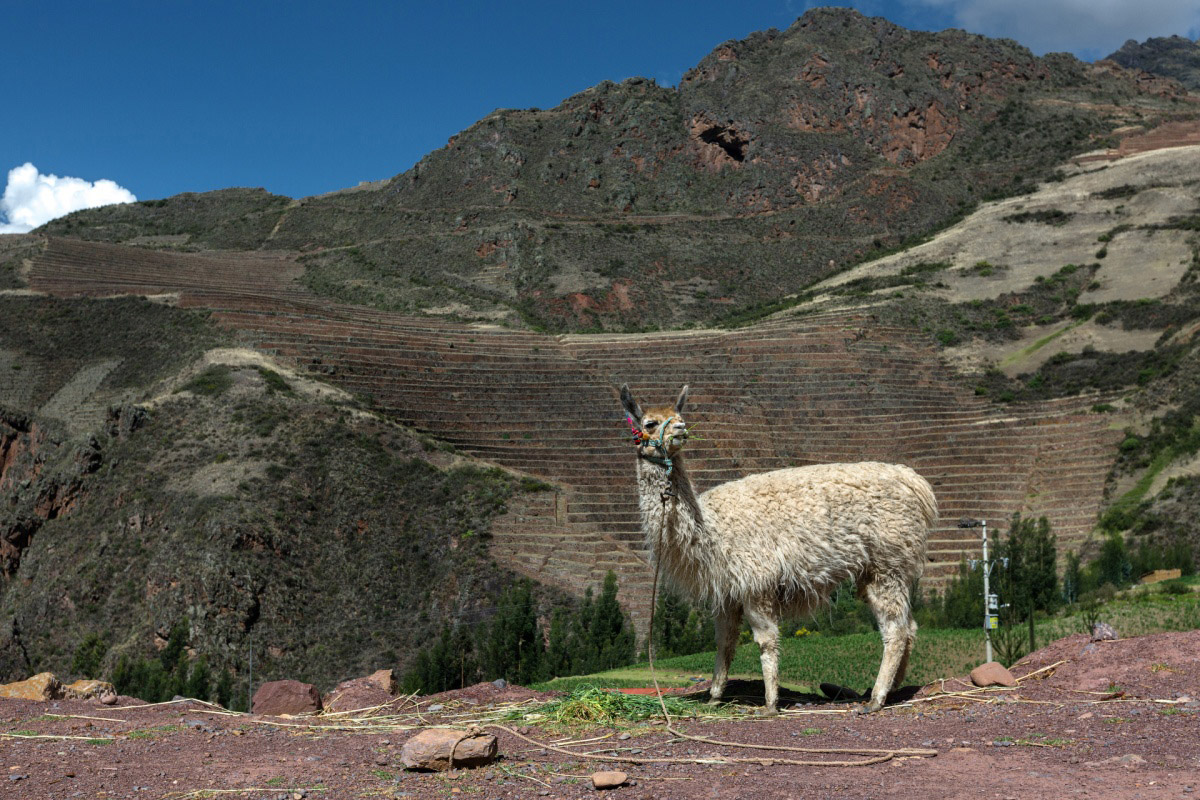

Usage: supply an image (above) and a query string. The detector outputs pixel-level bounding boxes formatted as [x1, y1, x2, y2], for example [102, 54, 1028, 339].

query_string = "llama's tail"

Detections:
[896, 467, 939, 530]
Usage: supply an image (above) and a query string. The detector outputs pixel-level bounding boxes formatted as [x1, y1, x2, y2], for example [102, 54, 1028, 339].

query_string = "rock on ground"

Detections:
[969, 662, 1017, 688]
[0, 672, 62, 700]
[251, 679, 322, 716]
[322, 675, 397, 713]
[592, 770, 628, 789]
[64, 679, 116, 699]
[400, 728, 498, 771]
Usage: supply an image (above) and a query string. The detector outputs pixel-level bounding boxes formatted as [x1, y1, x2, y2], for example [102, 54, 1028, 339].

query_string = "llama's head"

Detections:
[619, 384, 690, 461]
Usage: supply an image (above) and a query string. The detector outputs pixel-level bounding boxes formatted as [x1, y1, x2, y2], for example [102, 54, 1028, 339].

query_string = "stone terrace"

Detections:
[30, 238, 1121, 629]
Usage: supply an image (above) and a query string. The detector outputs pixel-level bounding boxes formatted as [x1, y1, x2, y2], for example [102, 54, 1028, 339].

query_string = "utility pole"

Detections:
[981, 520, 995, 663]
[963, 518, 1000, 663]
[247, 631, 253, 713]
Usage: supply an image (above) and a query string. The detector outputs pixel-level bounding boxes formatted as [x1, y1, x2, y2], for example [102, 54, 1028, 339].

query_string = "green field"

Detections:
[537, 582, 1200, 694]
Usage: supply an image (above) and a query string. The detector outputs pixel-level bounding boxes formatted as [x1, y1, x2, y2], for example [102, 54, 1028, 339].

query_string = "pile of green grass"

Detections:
[508, 684, 731, 727]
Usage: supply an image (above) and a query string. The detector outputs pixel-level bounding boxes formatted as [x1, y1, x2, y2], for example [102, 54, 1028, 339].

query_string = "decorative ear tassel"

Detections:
[626, 414, 647, 444]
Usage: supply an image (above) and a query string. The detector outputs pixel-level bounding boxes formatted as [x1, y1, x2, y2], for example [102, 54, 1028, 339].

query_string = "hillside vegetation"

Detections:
[41, 9, 1190, 332]
[0, 296, 557, 687]
[1108, 35, 1200, 92]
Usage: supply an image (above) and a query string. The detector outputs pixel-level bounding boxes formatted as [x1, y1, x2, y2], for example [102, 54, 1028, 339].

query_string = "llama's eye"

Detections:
[644, 420, 658, 430]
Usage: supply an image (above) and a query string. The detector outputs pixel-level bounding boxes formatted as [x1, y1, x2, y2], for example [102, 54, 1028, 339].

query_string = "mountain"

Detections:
[43, 9, 1188, 333]
[0, 292, 549, 686]
[1107, 35, 1200, 92]
[5, 9, 1200, 690]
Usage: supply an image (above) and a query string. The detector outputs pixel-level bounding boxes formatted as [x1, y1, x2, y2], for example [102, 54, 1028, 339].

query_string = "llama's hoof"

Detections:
[755, 707, 779, 717]
[706, 697, 724, 706]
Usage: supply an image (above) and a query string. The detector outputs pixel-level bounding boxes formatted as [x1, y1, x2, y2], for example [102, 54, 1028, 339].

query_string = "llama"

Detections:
[620, 384, 937, 713]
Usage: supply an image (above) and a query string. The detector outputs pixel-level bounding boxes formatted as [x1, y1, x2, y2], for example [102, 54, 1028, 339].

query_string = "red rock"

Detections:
[367, 669, 396, 694]
[64, 679, 115, 699]
[969, 662, 1017, 688]
[322, 675, 395, 713]
[251, 680, 322, 716]
[0, 672, 63, 700]
[400, 728, 498, 771]
[591, 770, 628, 789]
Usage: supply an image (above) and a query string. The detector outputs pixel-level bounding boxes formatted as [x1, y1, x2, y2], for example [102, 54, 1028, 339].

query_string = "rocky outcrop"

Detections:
[0, 411, 80, 577]
[0, 407, 130, 577]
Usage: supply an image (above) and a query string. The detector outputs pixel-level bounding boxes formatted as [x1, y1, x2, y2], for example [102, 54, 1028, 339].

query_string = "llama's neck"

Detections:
[635, 455, 714, 588]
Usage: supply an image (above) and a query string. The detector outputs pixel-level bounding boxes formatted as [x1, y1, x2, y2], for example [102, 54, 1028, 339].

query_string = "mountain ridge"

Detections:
[41, 8, 1193, 333]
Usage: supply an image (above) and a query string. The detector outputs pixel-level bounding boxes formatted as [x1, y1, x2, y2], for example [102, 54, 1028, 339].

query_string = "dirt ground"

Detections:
[2, 631, 1198, 800]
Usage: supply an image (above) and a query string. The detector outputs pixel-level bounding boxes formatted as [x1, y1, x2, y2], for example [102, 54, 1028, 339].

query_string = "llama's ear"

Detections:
[619, 384, 643, 422]
[675, 385, 689, 414]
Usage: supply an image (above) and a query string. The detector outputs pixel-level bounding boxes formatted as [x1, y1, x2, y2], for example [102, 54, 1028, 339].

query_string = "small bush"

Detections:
[1003, 209, 1074, 226]
[179, 365, 233, 397]
[257, 368, 293, 395]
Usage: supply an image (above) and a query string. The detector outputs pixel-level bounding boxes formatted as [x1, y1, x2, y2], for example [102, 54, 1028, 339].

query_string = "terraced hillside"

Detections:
[41, 9, 1192, 333]
[25, 236, 1120, 629]
[17, 11, 1200, 646]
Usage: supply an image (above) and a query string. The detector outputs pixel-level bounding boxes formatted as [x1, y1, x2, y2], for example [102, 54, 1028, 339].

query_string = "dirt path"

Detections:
[3, 631, 1198, 799]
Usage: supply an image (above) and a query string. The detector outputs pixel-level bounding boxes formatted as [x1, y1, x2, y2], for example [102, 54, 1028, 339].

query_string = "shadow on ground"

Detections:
[679, 679, 921, 708]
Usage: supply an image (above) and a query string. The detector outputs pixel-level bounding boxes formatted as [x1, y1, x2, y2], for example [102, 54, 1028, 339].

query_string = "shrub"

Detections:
[179, 364, 234, 397]
[110, 621, 215, 703]
[401, 572, 637, 693]
[71, 634, 109, 679]
[1094, 532, 1132, 588]
[650, 588, 714, 659]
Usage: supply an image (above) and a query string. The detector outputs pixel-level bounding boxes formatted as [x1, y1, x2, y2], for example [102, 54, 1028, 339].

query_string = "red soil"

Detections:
[3, 630, 1198, 798]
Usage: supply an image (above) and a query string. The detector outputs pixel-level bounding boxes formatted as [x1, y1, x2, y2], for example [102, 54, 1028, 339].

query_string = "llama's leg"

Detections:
[709, 604, 742, 704]
[893, 618, 919, 690]
[744, 600, 780, 715]
[863, 580, 912, 712]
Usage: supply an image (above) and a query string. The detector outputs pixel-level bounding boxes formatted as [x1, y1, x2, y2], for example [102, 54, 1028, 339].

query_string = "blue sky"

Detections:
[2, 1, 1199, 230]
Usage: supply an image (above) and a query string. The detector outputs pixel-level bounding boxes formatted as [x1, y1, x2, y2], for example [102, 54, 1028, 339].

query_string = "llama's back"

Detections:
[696, 462, 936, 603]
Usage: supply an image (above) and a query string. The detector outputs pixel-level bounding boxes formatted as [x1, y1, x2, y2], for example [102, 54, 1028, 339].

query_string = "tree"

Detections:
[652, 588, 715, 658]
[160, 621, 189, 673]
[71, 633, 108, 679]
[185, 656, 211, 701]
[1095, 531, 1131, 588]
[1062, 551, 1083, 604]
[544, 608, 573, 678]
[401, 624, 480, 694]
[997, 514, 1059, 620]
[588, 571, 635, 671]
[937, 560, 985, 629]
[214, 668, 235, 709]
[479, 580, 544, 685]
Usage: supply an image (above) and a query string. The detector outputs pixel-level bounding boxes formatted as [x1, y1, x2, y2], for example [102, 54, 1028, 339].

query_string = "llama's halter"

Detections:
[628, 414, 679, 477]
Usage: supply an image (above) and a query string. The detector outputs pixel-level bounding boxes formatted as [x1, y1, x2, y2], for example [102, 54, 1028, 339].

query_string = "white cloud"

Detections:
[909, 0, 1200, 58]
[0, 163, 137, 234]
